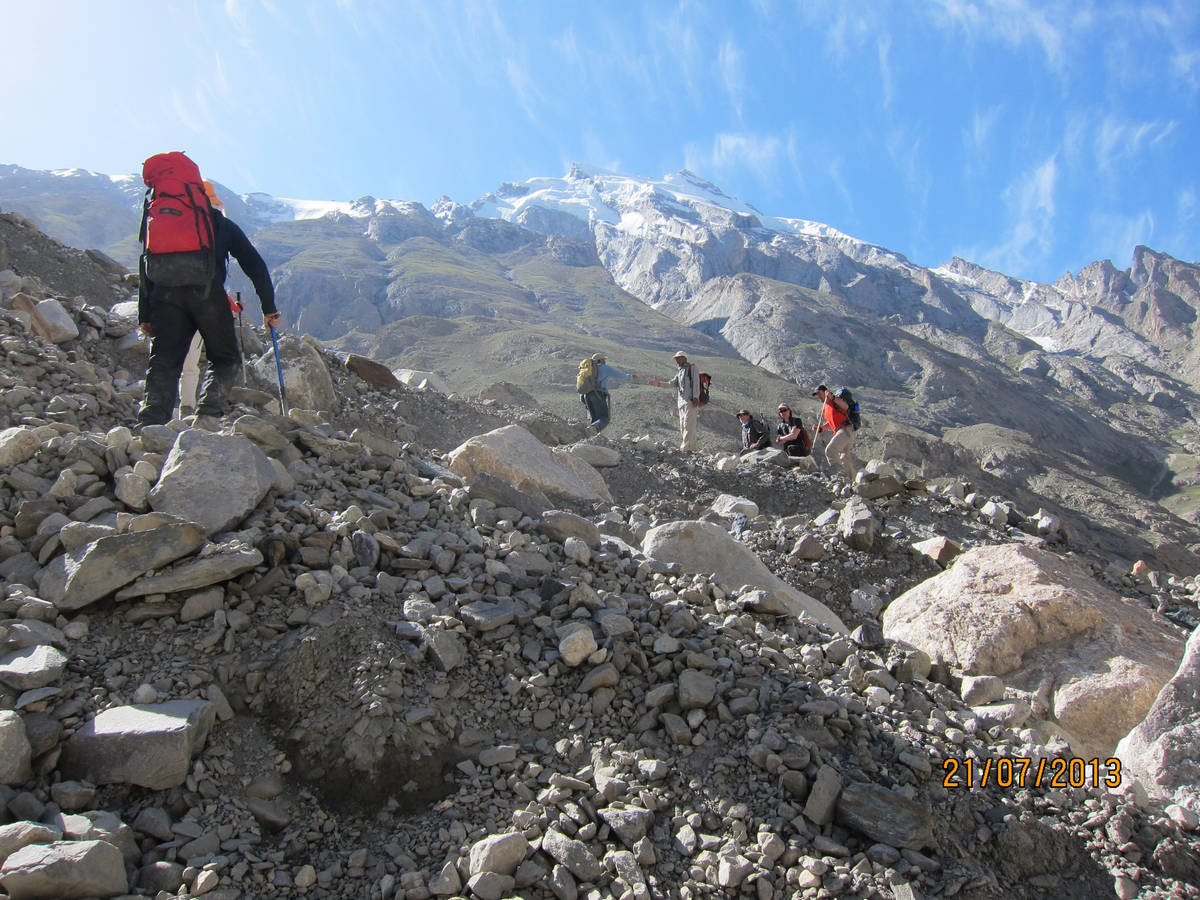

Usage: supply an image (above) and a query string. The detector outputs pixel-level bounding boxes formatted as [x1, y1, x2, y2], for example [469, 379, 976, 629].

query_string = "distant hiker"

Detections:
[737, 409, 769, 455]
[135, 154, 280, 427]
[812, 384, 857, 478]
[774, 403, 812, 459]
[670, 351, 702, 451]
[578, 352, 637, 432]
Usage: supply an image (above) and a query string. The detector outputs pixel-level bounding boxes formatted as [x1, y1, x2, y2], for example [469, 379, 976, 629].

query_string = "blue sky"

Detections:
[4, 0, 1198, 284]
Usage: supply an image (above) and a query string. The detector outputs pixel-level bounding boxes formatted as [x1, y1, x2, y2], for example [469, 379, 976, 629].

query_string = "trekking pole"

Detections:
[270, 325, 288, 416]
[811, 424, 826, 470]
[234, 291, 246, 385]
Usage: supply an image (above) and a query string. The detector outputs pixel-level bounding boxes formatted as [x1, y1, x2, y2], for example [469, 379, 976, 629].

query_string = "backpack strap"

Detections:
[137, 188, 151, 245]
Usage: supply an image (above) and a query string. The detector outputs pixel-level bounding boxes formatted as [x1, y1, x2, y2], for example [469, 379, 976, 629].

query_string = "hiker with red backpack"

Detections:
[135, 152, 280, 427]
[812, 384, 858, 479]
[670, 351, 703, 452]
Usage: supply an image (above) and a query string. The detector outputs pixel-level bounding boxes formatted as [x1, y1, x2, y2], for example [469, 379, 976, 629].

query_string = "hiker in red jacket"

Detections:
[812, 384, 857, 479]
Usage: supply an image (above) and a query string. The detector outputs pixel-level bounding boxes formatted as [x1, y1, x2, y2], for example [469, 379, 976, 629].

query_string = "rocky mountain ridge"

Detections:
[3, 163, 1200, 564]
[0, 208, 1198, 898]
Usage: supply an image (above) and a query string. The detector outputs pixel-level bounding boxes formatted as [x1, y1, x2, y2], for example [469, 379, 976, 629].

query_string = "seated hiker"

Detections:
[579, 353, 637, 432]
[774, 404, 812, 457]
[737, 409, 769, 455]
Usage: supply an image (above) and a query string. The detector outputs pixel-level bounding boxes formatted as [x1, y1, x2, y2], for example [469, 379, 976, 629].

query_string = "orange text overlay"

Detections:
[942, 756, 1122, 790]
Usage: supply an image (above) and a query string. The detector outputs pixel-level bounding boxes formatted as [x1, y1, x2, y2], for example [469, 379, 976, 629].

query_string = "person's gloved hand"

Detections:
[139, 322, 152, 336]
[264, 312, 282, 330]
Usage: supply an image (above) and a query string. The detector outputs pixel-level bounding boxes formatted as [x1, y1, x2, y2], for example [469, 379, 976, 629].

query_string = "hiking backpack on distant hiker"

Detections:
[139, 151, 216, 288]
[577, 357, 599, 394]
[835, 388, 862, 430]
[697, 372, 712, 406]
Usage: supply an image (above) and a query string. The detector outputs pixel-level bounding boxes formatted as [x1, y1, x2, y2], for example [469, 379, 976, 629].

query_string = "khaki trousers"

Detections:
[825, 427, 857, 478]
[677, 400, 698, 451]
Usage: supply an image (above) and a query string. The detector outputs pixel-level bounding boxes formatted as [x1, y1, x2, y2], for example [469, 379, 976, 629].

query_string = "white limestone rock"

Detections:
[643, 520, 846, 633]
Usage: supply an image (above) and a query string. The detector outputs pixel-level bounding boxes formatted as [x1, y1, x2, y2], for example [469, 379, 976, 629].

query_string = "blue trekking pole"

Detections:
[270, 325, 288, 415]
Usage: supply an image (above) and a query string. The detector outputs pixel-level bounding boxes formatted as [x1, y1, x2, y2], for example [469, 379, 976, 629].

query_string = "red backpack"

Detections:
[139, 151, 216, 288]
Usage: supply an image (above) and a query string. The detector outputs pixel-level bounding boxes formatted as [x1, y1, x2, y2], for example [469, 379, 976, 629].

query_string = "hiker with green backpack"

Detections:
[577, 353, 638, 432]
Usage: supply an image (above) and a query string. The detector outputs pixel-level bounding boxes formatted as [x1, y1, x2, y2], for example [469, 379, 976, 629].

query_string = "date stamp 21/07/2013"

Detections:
[942, 756, 1123, 790]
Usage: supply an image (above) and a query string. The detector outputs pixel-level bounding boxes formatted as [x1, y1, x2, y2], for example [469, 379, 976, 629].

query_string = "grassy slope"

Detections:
[329, 238, 881, 452]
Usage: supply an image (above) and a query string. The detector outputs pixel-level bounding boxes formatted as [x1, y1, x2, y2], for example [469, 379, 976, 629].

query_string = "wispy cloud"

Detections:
[223, 0, 256, 50]
[224, 0, 247, 30]
[1174, 47, 1200, 92]
[505, 58, 543, 122]
[933, 0, 1067, 70]
[718, 39, 746, 119]
[965, 105, 1002, 155]
[877, 33, 894, 110]
[976, 153, 1058, 276]
[886, 127, 928, 191]
[554, 25, 583, 71]
[1181, 187, 1197, 226]
[575, 130, 621, 175]
[1095, 115, 1177, 172]
[685, 131, 784, 181]
[1088, 209, 1156, 267]
[821, 10, 870, 64]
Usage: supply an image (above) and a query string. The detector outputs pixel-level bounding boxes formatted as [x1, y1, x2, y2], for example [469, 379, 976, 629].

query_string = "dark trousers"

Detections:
[581, 390, 611, 431]
[138, 286, 240, 426]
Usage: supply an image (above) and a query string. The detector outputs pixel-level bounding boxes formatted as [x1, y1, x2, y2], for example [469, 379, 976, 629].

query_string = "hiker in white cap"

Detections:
[670, 351, 701, 451]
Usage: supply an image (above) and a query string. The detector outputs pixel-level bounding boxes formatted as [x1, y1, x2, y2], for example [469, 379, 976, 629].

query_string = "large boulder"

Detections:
[33, 299, 79, 344]
[251, 334, 337, 414]
[0, 840, 127, 898]
[37, 523, 206, 611]
[0, 645, 68, 691]
[478, 382, 537, 407]
[394, 368, 449, 394]
[882, 543, 1184, 757]
[114, 545, 263, 600]
[447, 425, 612, 503]
[642, 520, 846, 634]
[345, 353, 402, 389]
[0, 711, 31, 785]
[59, 701, 215, 790]
[0, 427, 39, 468]
[148, 430, 277, 535]
[838, 497, 879, 551]
[565, 443, 621, 468]
[1116, 625, 1200, 808]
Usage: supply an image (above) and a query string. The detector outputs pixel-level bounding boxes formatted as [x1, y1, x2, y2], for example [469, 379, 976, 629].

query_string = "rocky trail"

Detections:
[0, 210, 1198, 898]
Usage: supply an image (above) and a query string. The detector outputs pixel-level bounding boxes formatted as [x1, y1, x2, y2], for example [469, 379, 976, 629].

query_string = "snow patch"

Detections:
[1029, 334, 1063, 353]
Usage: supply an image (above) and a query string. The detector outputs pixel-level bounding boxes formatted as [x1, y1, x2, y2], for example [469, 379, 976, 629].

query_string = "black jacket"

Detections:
[776, 417, 811, 455]
[139, 210, 275, 321]
[741, 417, 769, 451]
